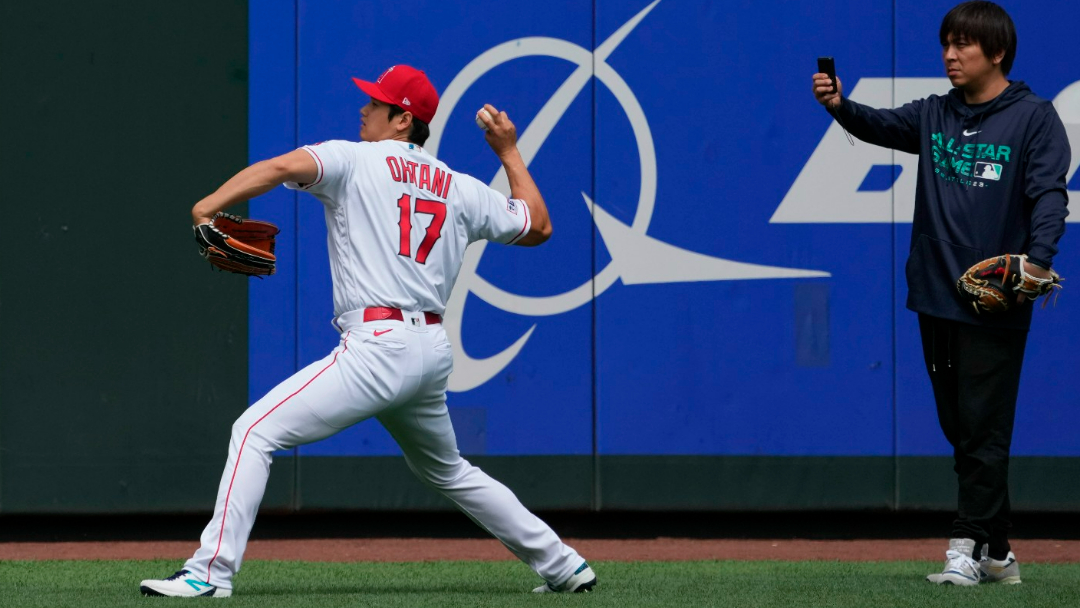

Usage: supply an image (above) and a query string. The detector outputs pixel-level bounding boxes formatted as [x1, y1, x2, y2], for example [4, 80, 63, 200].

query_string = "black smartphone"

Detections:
[817, 56, 837, 94]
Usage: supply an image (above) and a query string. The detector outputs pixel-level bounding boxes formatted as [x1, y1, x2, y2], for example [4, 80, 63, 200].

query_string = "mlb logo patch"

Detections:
[974, 162, 1002, 181]
[506, 199, 518, 215]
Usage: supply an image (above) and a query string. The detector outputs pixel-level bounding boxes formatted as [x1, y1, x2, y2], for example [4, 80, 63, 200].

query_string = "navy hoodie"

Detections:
[832, 81, 1070, 330]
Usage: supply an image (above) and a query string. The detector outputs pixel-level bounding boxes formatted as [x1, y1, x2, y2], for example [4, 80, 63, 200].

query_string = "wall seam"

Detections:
[891, 0, 901, 512]
[291, 0, 303, 513]
[590, 0, 601, 512]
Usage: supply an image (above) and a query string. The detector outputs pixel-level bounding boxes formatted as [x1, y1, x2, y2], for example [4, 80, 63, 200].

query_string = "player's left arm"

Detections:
[1014, 104, 1071, 301]
[1023, 104, 1071, 271]
[192, 149, 319, 224]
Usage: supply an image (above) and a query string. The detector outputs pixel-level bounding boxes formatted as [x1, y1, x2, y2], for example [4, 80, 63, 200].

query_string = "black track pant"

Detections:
[918, 314, 1028, 560]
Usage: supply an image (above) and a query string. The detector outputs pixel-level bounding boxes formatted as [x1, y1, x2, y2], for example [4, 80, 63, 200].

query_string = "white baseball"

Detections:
[475, 109, 491, 131]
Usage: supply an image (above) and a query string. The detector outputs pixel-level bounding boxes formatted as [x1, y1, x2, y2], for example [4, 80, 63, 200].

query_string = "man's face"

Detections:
[359, 98, 394, 142]
[942, 34, 1002, 89]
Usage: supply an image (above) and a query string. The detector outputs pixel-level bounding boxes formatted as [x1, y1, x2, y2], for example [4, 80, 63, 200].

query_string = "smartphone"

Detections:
[817, 56, 837, 94]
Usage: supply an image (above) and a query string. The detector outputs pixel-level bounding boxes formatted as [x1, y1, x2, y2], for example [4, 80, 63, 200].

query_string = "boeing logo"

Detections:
[428, 0, 829, 392]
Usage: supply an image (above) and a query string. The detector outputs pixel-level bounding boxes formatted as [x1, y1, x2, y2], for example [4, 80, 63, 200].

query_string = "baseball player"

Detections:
[140, 65, 597, 597]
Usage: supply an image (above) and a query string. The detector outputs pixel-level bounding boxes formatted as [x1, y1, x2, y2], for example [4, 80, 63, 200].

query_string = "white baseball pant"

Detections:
[181, 309, 583, 590]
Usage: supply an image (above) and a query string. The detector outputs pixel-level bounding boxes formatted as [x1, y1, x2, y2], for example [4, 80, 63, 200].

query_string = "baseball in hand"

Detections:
[475, 109, 491, 131]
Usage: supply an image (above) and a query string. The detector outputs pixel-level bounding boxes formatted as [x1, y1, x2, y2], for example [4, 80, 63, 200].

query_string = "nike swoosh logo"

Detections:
[963, 129, 981, 136]
[986, 560, 1015, 573]
[373, 329, 393, 336]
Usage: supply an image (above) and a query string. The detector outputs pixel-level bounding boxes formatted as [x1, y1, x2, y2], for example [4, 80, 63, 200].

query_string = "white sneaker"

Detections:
[926, 539, 981, 586]
[140, 570, 232, 597]
[980, 550, 1022, 584]
[532, 562, 597, 593]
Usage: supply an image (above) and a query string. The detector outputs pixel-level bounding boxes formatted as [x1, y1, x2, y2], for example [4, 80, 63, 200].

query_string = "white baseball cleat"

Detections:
[532, 562, 597, 593]
[140, 570, 232, 597]
[926, 539, 981, 586]
[980, 550, 1022, 584]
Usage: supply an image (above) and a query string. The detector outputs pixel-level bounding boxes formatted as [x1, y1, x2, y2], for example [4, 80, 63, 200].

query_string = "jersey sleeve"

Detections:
[283, 140, 353, 195]
[459, 175, 532, 245]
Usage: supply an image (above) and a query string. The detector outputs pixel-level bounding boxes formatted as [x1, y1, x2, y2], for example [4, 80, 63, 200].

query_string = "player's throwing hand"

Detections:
[812, 73, 843, 109]
[477, 104, 517, 156]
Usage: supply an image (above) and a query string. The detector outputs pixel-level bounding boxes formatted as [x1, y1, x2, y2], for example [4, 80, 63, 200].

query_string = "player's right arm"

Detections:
[811, 72, 923, 155]
[191, 149, 318, 224]
[477, 104, 552, 246]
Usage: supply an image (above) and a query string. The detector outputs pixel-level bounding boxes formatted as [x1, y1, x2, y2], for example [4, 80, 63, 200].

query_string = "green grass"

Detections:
[2, 560, 1079, 608]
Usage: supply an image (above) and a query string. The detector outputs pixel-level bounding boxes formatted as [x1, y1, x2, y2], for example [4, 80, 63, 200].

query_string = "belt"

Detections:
[363, 307, 442, 325]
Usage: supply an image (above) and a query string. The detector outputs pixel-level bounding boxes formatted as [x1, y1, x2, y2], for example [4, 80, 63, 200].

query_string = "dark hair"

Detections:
[387, 104, 430, 146]
[939, 1, 1017, 76]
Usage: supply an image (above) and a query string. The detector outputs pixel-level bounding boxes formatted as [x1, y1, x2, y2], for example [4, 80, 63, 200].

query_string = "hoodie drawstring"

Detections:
[971, 113, 985, 173]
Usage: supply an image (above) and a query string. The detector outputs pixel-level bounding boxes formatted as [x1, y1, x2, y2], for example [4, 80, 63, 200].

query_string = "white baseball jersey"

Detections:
[285, 139, 531, 316]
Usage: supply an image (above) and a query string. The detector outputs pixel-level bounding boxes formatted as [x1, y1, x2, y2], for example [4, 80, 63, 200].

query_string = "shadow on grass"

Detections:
[241, 582, 530, 596]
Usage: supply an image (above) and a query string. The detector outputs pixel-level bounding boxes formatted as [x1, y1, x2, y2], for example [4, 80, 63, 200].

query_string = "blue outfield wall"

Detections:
[248, 0, 1080, 469]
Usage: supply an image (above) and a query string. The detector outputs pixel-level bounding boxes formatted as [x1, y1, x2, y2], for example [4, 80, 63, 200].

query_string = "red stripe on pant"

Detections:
[205, 332, 351, 581]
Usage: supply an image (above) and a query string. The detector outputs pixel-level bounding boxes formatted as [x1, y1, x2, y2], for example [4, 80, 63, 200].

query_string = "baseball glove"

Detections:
[193, 212, 279, 276]
[956, 254, 1062, 314]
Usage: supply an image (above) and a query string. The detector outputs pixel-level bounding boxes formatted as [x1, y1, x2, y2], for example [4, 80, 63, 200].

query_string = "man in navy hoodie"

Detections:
[812, 1, 1069, 586]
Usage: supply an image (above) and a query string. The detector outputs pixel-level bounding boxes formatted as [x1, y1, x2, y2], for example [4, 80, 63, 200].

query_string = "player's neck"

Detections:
[962, 73, 1009, 105]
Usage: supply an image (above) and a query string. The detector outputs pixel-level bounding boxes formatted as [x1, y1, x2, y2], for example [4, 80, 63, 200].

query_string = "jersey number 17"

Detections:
[396, 194, 446, 264]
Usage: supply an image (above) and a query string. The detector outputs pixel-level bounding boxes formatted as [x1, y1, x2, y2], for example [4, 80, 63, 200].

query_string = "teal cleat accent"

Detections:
[140, 570, 233, 598]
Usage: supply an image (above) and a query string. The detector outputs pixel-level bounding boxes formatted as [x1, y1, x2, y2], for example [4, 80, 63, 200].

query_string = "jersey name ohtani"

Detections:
[385, 156, 453, 199]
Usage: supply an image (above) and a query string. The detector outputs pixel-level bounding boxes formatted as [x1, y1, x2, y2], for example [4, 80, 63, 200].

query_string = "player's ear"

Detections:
[395, 111, 414, 134]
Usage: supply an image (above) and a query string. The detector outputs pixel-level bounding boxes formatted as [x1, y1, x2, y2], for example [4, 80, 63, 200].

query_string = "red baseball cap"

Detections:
[352, 65, 439, 124]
